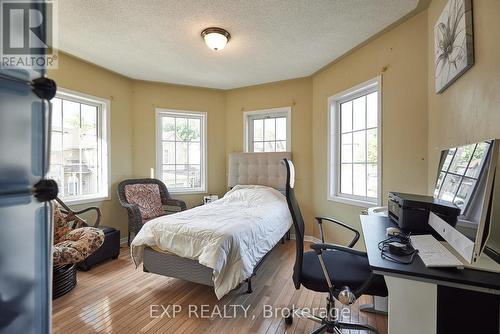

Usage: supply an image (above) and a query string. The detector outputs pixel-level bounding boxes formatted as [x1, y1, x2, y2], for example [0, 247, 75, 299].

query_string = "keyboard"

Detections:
[410, 235, 464, 268]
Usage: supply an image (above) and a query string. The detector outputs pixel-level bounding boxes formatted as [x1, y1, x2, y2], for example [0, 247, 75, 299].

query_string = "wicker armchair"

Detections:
[117, 178, 187, 245]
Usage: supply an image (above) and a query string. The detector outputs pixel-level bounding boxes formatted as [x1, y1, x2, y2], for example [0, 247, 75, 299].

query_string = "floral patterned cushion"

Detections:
[124, 183, 164, 220]
[53, 202, 88, 244]
[53, 203, 72, 244]
[53, 227, 104, 267]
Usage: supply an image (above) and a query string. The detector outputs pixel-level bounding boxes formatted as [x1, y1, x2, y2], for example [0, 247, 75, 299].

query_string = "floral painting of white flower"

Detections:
[434, 0, 474, 94]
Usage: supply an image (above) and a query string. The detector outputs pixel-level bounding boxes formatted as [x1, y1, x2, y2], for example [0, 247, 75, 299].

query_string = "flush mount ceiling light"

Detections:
[201, 27, 230, 51]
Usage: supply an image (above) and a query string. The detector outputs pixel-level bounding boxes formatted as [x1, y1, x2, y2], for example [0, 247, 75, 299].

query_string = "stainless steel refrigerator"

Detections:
[0, 64, 57, 333]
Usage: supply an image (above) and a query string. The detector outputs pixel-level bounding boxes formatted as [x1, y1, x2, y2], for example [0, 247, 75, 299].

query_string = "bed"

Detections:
[130, 152, 292, 299]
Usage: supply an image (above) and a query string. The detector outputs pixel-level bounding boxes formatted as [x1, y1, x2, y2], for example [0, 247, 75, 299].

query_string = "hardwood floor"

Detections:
[52, 242, 387, 334]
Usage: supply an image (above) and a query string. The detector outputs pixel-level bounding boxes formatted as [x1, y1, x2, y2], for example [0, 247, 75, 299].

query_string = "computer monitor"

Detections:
[431, 139, 499, 264]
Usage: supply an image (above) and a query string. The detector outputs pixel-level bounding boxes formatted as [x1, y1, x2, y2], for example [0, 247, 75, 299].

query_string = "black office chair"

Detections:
[282, 159, 387, 334]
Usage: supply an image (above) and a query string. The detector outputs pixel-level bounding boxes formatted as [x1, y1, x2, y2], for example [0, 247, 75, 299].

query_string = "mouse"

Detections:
[386, 227, 401, 236]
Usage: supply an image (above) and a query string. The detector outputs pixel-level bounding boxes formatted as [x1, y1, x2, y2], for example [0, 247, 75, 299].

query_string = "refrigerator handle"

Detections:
[34, 179, 59, 202]
[30, 77, 57, 180]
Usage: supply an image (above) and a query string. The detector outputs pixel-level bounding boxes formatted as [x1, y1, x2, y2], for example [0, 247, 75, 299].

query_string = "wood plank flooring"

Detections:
[52, 242, 387, 334]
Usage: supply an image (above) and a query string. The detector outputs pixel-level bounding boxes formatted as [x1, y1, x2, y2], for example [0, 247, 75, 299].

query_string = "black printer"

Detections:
[388, 192, 461, 233]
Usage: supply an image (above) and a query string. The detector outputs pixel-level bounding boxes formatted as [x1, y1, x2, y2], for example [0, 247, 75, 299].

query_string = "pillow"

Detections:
[223, 185, 285, 205]
[53, 202, 71, 244]
[124, 184, 164, 220]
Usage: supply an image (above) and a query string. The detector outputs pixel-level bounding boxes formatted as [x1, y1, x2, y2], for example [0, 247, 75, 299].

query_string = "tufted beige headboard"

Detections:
[228, 152, 292, 191]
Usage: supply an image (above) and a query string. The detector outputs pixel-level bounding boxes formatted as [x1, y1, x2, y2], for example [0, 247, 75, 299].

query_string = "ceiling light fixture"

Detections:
[201, 27, 230, 51]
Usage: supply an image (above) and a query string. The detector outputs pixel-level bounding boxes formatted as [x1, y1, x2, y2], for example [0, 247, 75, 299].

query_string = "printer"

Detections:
[388, 192, 461, 233]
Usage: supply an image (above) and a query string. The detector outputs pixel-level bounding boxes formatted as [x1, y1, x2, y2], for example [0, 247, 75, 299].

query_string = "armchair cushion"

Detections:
[53, 227, 105, 267]
[124, 184, 164, 220]
[53, 202, 88, 244]
[53, 203, 71, 244]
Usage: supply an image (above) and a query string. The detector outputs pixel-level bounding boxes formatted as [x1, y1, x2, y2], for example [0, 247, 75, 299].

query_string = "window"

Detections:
[47, 89, 110, 204]
[434, 140, 493, 213]
[244, 107, 291, 152]
[328, 77, 381, 206]
[156, 109, 207, 193]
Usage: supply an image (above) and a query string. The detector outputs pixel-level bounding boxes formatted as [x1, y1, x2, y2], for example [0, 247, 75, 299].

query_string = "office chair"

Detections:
[282, 159, 388, 334]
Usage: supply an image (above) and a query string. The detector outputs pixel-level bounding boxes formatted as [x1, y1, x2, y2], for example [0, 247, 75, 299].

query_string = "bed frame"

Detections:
[143, 152, 292, 294]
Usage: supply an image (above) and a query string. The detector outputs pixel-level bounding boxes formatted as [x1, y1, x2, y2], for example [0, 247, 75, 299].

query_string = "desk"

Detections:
[360, 215, 500, 334]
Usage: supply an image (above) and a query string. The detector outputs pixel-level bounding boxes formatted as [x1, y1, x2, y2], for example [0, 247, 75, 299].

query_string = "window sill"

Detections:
[327, 195, 378, 208]
[168, 190, 207, 195]
[60, 196, 111, 206]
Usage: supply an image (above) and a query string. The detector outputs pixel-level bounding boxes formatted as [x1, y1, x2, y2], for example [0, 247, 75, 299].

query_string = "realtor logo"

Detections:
[1, 0, 58, 69]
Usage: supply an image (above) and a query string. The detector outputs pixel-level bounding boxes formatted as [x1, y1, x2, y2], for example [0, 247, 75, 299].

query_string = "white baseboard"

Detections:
[120, 237, 128, 246]
[304, 235, 322, 243]
[290, 234, 321, 243]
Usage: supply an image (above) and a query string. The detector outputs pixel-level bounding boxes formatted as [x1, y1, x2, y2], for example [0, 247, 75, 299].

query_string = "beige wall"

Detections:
[427, 0, 500, 252]
[131, 81, 226, 208]
[225, 78, 314, 234]
[311, 11, 429, 246]
[48, 53, 134, 237]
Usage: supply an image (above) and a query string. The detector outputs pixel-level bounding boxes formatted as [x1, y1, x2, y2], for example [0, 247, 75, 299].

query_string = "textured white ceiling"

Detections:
[58, 0, 418, 89]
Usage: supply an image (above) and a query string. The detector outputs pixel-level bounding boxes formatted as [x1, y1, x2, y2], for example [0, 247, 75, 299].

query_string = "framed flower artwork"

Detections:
[434, 0, 474, 94]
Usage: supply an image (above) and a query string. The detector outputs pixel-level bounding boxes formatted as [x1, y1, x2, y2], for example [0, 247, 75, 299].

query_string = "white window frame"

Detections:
[155, 109, 208, 194]
[243, 107, 292, 153]
[327, 76, 382, 207]
[52, 88, 111, 205]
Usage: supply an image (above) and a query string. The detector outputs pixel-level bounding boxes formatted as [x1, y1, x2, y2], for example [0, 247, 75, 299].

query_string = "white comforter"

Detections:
[130, 185, 292, 299]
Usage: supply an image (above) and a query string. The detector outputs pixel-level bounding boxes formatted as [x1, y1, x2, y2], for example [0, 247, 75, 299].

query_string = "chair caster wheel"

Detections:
[284, 310, 293, 325]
